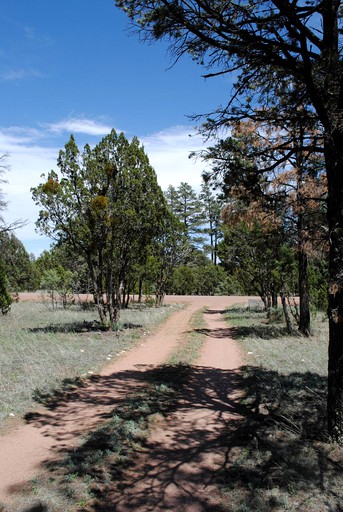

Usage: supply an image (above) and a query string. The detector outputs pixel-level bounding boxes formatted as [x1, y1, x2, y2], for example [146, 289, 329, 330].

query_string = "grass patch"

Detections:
[218, 305, 343, 512]
[167, 308, 207, 365]
[0, 301, 180, 425]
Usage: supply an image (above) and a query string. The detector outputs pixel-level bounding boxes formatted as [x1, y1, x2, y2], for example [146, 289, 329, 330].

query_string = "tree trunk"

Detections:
[272, 290, 278, 309]
[298, 247, 311, 336]
[326, 130, 343, 442]
[138, 277, 143, 303]
[296, 142, 311, 337]
[280, 289, 293, 334]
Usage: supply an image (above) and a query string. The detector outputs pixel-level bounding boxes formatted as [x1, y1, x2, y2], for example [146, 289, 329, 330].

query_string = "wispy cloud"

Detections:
[2, 68, 44, 81]
[0, 121, 211, 255]
[47, 117, 115, 136]
[142, 126, 210, 191]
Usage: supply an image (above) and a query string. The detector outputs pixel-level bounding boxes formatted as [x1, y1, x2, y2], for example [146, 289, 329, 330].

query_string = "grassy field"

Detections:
[219, 306, 343, 512]
[2, 301, 343, 512]
[1, 304, 206, 512]
[0, 300, 179, 426]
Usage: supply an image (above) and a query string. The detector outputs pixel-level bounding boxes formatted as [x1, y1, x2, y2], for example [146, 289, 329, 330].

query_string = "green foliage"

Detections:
[166, 260, 233, 296]
[40, 265, 76, 308]
[308, 258, 328, 312]
[170, 266, 197, 295]
[32, 130, 168, 327]
[165, 182, 205, 246]
[34, 246, 91, 295]
[198, 179, 224, 264]
[0, 258, 12, 314]
[219, 221, 297, 304]
[0, 232, 38, 291]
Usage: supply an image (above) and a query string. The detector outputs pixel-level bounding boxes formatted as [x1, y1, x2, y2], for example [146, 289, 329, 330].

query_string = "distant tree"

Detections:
[32, 130, 167, 328]
[40, 266, 75, 309]
[153, 211, 189, 305]
[0, 155, 27, 309]
[165, 182, 205, 247]
[0, 155, 9, 228]
[193, 263, 230, 295]
[198, 179, 224, 265]
[34, 246, 91, 296]
[219, 217, 298, 328]
[0, 258, 12, 314]
[0, 232, 38, 292]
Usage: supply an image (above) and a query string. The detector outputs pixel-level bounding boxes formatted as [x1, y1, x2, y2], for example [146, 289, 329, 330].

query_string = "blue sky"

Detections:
[1, 0, 230, 256]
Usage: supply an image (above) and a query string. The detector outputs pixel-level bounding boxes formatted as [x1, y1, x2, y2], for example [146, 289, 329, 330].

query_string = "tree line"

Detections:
[0, 128, 328, 334]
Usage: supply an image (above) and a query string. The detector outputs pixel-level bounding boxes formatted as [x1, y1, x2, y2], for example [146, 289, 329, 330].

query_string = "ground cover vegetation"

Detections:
[217, 305, 343, 512]
[3, 304, 339, 512]
[2, 307, 205, 512]
[115, 0, 343, 440]
[0, 300, 177, 426]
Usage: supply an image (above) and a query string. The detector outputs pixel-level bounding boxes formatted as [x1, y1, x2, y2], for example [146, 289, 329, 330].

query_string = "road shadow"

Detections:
[27, 321, 143, 334]
[12, 310, 341, 512]
[19, 359, 336, 511]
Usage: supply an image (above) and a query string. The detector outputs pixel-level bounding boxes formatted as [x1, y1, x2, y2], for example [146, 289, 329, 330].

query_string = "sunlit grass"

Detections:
[225, 305, 328, 376]
[0, 301, 180, 425]
[167, 308, 207, 365]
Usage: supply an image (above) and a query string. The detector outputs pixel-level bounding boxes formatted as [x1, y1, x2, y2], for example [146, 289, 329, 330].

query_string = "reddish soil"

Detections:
[0, 295, 249, 510]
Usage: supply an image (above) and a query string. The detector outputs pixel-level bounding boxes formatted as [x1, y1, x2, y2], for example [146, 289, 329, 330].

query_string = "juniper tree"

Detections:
[32, 130, 168, 328]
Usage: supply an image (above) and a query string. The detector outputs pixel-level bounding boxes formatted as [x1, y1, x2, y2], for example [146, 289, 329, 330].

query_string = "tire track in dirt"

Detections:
[95, 303, 246, 512]
[0, 295, 248, 507]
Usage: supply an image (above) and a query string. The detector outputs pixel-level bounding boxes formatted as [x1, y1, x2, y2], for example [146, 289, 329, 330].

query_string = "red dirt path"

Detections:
[0, 295, 249, 510]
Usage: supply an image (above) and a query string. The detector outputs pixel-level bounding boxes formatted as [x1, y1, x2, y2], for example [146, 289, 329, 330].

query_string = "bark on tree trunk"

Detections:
[326, 130, 343, 442]
[138, 277, 143, 303]
[280, 289, 293, 335]
[298, 248, 311, 336]
[272, 291, 278, 309]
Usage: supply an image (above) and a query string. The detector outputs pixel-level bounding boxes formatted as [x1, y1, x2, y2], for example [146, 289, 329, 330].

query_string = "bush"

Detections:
[0, 259, 12, 314]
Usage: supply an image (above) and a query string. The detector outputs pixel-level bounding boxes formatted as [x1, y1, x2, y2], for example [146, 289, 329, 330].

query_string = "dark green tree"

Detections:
[32, 130, 167, 328]
[198, 179, 224, 265]
[165, 182, 205, 246]
[0, 258, 12, 314]
[152, 211, 189, 305]
[0, 232, 38, 292]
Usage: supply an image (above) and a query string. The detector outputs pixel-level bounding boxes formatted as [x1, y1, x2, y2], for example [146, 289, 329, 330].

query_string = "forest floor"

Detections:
[0, 295, 249, 511]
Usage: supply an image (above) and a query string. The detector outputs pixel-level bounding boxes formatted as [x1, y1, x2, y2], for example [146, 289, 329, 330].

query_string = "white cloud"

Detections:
[0, 121, 211, 256]
[2, 68, 44, 81]
[142, 126, 210, 191]
[47, 117, 114, 136]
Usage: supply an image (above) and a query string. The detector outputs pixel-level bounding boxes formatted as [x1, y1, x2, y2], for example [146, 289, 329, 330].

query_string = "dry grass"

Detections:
[219, 306, 343, 512]
[0, 301, 179, 425]
[167, 308, 207, 365]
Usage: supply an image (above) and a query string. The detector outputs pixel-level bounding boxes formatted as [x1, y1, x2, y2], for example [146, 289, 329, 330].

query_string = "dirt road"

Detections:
[0, 295, 249, 510]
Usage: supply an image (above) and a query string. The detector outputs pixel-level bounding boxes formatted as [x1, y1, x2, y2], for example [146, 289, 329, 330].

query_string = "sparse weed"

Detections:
[167, 308, 207, 365]
[0, 301, 179, 426]
[218, 305, 343, 512]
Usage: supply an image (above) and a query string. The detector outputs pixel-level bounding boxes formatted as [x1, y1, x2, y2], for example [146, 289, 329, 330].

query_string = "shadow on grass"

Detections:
[19, 358, 340, 511]
[230, 324, 292, 339]
[27, 321, 143, 334]
[30, 376, 89, 409]
[21, 505, 48, 512]
[192, 308, 288, 339]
